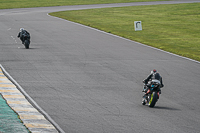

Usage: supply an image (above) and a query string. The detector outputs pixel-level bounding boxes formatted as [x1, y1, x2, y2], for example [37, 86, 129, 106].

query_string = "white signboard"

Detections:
[134, 21, 142, 31]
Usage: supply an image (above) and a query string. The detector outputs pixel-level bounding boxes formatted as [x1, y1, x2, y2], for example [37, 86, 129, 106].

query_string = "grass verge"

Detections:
[0, 0, 170, 9]
[49, 3, 200, 61]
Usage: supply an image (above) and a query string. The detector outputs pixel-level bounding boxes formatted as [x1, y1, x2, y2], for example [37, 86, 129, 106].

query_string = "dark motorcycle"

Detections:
[142, 80, 161, 108]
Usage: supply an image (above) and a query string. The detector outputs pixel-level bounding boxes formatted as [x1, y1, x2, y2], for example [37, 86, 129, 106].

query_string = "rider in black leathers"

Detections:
[143, 69, 164, 94]
[17, 28, 30, 44]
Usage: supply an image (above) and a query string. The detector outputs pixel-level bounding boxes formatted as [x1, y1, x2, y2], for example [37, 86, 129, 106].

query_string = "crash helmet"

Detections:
[20, 28, 24, 32]
[151, 69, 157, 74]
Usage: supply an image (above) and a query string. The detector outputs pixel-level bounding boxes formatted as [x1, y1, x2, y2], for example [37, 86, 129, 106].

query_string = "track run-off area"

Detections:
[0, 0, 200, 132]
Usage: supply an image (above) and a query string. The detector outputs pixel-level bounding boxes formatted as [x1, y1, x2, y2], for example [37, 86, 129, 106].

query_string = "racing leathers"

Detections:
[17, 30, 30, 44]
[143, 71, 164, 94]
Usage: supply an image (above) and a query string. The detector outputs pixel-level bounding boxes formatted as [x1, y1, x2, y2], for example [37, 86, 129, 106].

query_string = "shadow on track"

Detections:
[153, 106, 180, 111]
[18, 47, 39, 49]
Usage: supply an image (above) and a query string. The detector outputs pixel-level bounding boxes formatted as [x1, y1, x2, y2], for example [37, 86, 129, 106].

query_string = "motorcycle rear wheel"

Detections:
[24, 40, 29, 49]
[148, 92, 157, 108]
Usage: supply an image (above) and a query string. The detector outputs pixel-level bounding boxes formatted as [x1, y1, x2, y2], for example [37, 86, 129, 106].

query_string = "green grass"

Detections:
[50, 3, 200, 61]
[0, 0, 170, 9]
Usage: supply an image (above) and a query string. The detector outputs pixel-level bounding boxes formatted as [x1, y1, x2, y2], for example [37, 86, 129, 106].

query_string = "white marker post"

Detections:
[134, 21, 142, 31]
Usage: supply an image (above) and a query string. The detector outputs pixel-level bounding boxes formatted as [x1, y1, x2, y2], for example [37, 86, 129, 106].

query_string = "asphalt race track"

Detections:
[0, 0, 200, 133]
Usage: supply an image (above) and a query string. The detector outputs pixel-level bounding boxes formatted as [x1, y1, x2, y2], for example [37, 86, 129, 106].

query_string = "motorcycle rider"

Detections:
[142, 69, 164, 94]
[17, 28, 30, 44]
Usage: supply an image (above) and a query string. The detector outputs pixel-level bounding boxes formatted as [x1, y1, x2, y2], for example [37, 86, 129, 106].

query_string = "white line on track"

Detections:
[47, 14, 200, 65]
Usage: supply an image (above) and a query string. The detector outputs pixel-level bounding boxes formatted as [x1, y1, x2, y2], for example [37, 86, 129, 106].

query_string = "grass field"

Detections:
[50, 3, 200, 61]
[0, 0, 170, 9]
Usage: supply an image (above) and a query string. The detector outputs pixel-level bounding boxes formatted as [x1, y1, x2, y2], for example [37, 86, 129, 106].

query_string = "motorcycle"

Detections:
[23, 34, 30, 49]
[142, 79, 161, 108]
